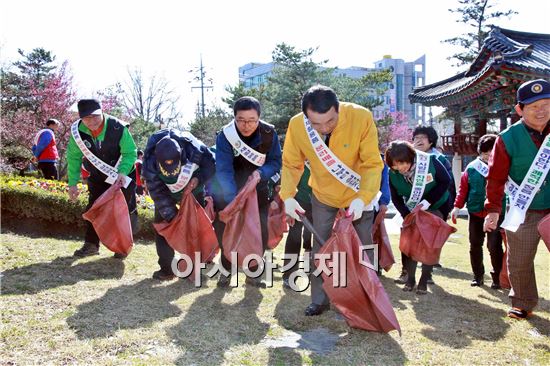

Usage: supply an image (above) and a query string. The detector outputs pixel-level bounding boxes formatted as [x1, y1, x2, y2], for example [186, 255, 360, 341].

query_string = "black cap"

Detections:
[517, 79, 550, 105]
[156, 136, 182, 177]
[77, 99, 102, 118]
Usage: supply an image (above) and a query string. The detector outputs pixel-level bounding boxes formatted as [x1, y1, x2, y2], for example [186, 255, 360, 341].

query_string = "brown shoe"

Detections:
[73, 242, 99, 257]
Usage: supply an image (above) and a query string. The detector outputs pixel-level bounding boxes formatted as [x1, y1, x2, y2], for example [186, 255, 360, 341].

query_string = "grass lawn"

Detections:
[1, 218, 549, 365]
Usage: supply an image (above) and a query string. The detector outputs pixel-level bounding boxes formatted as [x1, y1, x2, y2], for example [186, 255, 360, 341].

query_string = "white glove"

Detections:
[417, 199, 430, 211]
[347, 198, 365, 221]
[450, 207, 460, 224]
[284, 198, 305, 221]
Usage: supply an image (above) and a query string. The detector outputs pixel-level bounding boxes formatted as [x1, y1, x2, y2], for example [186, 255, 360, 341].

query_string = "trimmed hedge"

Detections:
[1, 176, 155, 239]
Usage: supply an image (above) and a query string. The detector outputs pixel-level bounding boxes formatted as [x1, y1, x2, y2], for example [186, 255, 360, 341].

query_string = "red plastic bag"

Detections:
[399, 209, 457, 265]
[82, 183, 133, 255]
[219, 176, 263, 268]
[372, 212, 394, 272]
[204, 197, 216, 222]
[267, 193, 288, 249]
[537, 213, 550, 252]
[316, 215, 401, 334]
[154, 190, 219, 278]
[499, 230, 511, 289]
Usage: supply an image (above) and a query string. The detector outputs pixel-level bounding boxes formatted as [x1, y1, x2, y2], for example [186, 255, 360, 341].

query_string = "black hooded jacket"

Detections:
[143, 129, 215, 221]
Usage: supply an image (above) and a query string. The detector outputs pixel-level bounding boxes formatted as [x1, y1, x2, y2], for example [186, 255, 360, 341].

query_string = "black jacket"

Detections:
[143, 129, 215, 221]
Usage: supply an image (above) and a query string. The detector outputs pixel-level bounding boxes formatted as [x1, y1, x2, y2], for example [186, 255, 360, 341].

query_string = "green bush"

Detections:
[1, 176, 155, 239]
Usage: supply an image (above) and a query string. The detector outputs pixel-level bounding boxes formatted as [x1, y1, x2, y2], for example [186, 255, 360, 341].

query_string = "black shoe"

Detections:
[113, 252, 128, 259]
[416, 282, 428, 295]
[433, 263, 442, 268]
[73, 243, 99, 257]
[245, 276, 266, 288]
[402, 282, 415, 292]
[152, 270, 176, 281]
[470, 277, 484, 287]
[217, 274, 231, 288]
[304, 303, 330, 316]
[394, 270, 408, 284]
[490, 282, 501, 289]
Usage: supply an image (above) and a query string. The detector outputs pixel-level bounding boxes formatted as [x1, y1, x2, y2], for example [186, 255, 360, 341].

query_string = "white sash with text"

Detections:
[70, 120, 131, 188]
[165, 162, 199, 193]
[303, 116, 360, 192]
[223, 121, 266, 167]
[405, 151, 431, 210]
[501, 133, 550, 232]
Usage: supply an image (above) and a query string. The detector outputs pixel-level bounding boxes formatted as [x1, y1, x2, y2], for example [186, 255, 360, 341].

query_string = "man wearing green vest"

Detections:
[66, 99, 137, 258]
[451, 134, 504, 288]
[484, 79, 550, 320]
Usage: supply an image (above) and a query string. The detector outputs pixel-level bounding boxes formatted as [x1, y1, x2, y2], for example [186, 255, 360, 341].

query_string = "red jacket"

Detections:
[33, 129, 59, 162]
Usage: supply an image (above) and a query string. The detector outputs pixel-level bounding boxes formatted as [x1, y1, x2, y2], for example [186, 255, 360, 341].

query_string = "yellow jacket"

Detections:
[281, 102, 383, 208]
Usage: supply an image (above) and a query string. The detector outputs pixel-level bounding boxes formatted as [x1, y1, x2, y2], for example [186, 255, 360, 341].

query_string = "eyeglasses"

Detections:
[413, 135, 428, 142]
[236, 119, 258, 126]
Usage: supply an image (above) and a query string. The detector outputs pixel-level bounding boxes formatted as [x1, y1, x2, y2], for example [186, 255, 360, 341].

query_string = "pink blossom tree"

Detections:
[1, 49, 76, 170]
[377, 111, 413, 153]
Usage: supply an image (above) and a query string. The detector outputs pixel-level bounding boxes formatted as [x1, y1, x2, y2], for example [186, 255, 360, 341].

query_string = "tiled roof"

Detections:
[409, 27, 550, 106]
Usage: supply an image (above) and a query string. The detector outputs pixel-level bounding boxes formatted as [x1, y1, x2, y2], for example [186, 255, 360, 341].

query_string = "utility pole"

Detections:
[190, 55, 213, 118]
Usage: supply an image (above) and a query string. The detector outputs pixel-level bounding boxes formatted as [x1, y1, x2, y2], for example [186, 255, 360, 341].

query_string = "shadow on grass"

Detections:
[411, 284, 510, 347]
[267, 287, 312, 366]
[168, 285, 269, 365]
[67, 278, 199, 339]
[432, 266, 472, 281]
[1, 256, 125, 295]
[267, 279, 407, 365]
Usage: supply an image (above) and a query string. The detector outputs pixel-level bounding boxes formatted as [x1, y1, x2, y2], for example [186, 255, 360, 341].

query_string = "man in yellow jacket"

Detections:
[281, 85, 383, 316]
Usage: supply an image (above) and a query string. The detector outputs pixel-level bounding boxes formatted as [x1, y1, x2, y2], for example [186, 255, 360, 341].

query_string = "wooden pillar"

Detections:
[478, 118, 487, 136]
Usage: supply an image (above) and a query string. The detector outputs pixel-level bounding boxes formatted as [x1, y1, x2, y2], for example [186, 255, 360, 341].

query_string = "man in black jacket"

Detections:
[143, 129, 216, 280]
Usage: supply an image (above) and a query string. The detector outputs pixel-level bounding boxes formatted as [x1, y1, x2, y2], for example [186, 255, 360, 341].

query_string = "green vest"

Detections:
[465, 163, 486, 214]
[500, 122, 550, 210]
[389, 155, 450, 211]
[295, 166, 312, 205]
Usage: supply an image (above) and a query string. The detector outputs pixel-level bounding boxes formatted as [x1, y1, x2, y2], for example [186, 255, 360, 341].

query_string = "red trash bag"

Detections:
[267, 193, 288, 249]
[372, 212, 394, 272]
[204, 197, 216, 222]
[316, 214, 401, 334]
[154, 189, 219, 278]
[537, 213, 550, 252]
[399, 209, 456, 265]
[219, 176, 263, 268]
[82, 183, 133, 255]
[499, 230, 511, 289]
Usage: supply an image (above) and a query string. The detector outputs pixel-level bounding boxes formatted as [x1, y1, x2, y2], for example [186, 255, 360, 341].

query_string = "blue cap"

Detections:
[517, 79, 550, 105]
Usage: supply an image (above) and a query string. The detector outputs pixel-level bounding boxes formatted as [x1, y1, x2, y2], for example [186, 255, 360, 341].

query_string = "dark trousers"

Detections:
[469, 213, 504, 280]
[310, 194, 374, 306]
[154, 208, 175, 274]
[403, 209, 446, 286]
[84, 173, 137, 248]
[213, 199, 269, 272]
[282, 202, 312, 280]
[38, 162, 58, 180]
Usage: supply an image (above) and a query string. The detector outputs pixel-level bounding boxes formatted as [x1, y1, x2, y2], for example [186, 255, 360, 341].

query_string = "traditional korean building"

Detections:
[409, 26, 550, 177]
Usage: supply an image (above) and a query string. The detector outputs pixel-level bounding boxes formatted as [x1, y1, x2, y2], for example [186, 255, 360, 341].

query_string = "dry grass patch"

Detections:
[1, 219, 549, 365]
